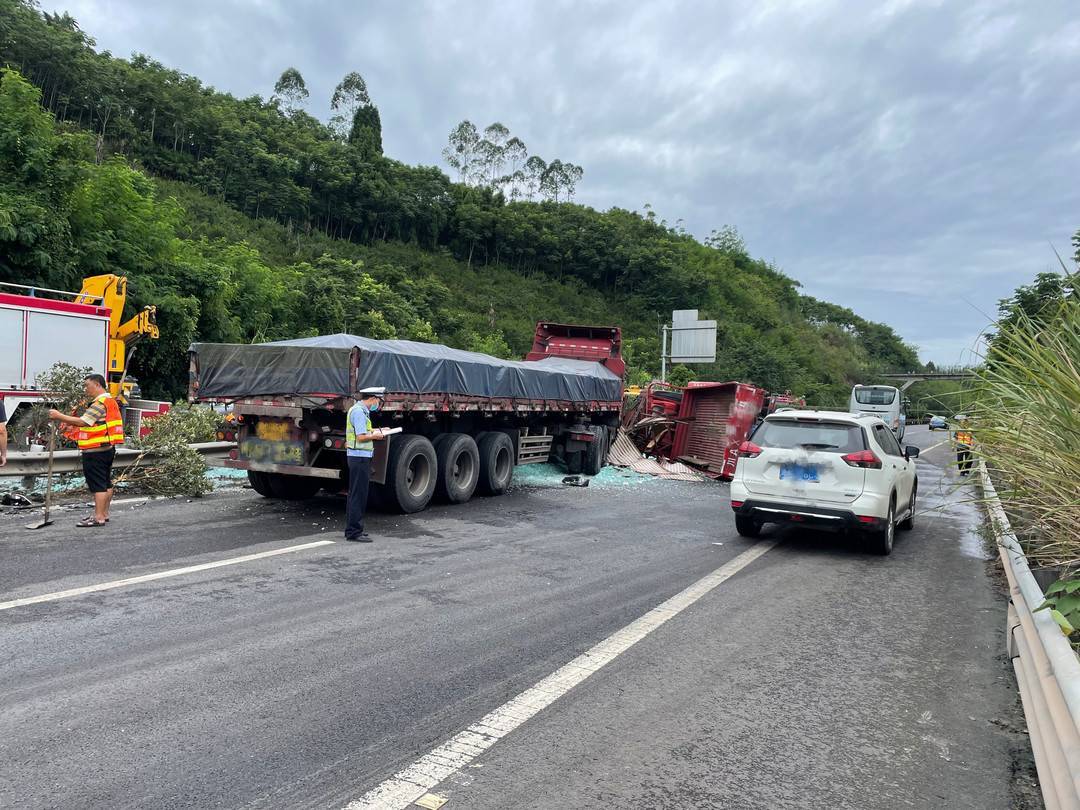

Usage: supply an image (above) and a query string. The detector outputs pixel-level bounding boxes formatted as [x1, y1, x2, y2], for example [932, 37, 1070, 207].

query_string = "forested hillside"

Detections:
[0, 0, 918, 402]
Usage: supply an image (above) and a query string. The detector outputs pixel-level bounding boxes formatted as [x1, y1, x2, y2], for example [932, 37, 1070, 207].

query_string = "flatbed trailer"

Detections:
[190, 325, 623, 512]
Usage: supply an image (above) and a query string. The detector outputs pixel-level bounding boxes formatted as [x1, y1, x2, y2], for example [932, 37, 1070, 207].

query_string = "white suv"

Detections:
[729, 410, 920, 555]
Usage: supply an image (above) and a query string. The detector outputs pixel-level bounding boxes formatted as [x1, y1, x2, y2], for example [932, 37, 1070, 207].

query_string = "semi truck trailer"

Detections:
[190, 323, 623, 513]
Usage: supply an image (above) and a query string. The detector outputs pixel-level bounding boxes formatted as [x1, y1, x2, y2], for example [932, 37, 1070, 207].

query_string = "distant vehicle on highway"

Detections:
[848, 384, 906, 441]
[730, 409, 920, 555]
[928, 415, 947, 430]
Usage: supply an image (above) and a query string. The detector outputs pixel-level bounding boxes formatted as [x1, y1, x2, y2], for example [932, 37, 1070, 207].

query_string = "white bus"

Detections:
[849, 385, 906, 440]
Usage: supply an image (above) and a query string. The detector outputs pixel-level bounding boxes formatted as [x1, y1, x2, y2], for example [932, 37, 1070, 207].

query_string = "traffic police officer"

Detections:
[345, 386, 388, 542]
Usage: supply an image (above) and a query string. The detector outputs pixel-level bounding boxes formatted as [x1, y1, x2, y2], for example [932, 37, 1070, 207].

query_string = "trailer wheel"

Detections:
[267, 473, 324, 500]
[477, 431, 514, 496]
[385, 434, 437, 513]
[247, 470, 275, 498]
[434, 433, 480, 504]
[582, 426, 607, 476]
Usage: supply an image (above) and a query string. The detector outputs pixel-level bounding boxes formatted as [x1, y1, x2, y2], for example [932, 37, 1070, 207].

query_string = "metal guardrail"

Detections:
[0, 442, 235, 477]
[980, 461, 1080, 809]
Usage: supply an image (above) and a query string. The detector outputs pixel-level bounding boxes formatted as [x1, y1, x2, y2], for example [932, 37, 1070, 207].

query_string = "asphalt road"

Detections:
[0, 425, 1039, 809]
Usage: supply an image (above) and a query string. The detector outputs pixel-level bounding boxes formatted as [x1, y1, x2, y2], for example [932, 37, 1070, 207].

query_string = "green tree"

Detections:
[272, 67, 308, 113]
[442, 120, 480, 184]
[330, 71, 370, 135]
[667, 364, 696, 387]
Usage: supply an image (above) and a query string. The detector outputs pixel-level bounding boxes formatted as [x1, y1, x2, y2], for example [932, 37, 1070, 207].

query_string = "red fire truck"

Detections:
[0, 279, 166, 438]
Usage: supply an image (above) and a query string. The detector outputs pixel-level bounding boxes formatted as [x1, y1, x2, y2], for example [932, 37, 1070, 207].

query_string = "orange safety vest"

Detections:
[75, 393, 125, 450]
[956, 430, 973, 446]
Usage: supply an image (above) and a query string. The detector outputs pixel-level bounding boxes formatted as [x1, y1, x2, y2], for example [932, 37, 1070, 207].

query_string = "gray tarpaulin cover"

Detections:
[191, 333, 622, 402]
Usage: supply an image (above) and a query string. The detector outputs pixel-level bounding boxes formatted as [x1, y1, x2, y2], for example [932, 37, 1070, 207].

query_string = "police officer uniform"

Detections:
[345, 387, 386, 541]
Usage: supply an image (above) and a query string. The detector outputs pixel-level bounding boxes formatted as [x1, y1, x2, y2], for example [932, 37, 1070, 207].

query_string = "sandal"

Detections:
[83, 515, 110, 523]
[76, 516, 107, 528]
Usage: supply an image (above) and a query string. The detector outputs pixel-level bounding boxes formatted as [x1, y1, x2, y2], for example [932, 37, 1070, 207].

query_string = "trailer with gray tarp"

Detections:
[189, 326, 623, 512]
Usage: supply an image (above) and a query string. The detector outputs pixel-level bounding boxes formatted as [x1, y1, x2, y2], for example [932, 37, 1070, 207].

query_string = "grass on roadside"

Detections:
[971, 289, 1080, 572]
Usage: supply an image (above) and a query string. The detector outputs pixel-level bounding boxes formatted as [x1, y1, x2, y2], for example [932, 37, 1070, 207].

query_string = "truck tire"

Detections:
[385, 434, 437, 513]
[477, 431, 514, 496]
[267, 473, 324, 500]
[582, 426, 607, 476]
[434, 433, 480, 504]
[247, 470, 275, 497]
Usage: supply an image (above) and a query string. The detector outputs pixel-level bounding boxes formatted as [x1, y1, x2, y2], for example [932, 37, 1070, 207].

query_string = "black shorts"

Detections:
[82, 448, 116, 493]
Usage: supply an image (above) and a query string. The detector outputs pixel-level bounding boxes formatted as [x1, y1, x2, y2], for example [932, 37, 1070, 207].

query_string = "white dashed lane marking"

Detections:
[345, 540, 778, 810]
[0, 540, 336, 611]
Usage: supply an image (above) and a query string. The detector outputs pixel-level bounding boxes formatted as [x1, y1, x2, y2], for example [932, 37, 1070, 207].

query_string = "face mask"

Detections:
[368, 401, 380, 412]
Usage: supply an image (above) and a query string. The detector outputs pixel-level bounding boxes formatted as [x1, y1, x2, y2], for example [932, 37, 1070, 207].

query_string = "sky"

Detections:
[40, 0, 1080, 365]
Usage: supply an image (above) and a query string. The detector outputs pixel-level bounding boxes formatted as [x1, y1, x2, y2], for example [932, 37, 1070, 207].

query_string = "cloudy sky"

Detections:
[42, 0, 1080, 364]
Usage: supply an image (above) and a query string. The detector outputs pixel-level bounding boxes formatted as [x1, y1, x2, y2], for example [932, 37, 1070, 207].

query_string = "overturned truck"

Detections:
[190, 324, 623, 512]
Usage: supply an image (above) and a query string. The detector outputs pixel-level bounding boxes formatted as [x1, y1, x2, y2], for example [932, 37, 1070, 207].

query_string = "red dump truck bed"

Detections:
[670, 381, 766, 479]
[526, 322, 624, 378]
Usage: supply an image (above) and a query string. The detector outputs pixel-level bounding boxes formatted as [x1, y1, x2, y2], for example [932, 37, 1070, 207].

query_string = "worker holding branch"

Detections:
[49, 374, 125, 527]
[345, 386, 389, 542]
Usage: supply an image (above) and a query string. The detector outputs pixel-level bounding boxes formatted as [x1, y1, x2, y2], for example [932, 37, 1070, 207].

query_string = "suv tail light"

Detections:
[738, 441, 762, 459]
[842, 449, 882, 469]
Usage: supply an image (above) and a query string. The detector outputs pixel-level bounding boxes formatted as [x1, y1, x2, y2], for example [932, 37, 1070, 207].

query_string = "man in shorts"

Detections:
[50, 374, 125, 527]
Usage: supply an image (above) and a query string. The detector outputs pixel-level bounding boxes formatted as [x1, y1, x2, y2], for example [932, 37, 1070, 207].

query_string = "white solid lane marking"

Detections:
[921, 439, 949, 455]
[0, 540, 336, 611]
[345, 540, 778, 810]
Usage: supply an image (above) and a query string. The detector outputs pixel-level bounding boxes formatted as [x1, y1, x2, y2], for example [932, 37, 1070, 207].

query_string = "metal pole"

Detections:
[661, 325, 668, 383]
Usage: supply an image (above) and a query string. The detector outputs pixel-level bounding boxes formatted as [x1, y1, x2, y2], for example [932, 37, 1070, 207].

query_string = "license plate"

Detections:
[255, 420, 292, 441]
[780, 463, 819, 482]
[240, 437, 306, 466]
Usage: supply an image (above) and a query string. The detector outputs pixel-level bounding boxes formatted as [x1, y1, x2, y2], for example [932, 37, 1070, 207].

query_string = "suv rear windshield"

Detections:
[753, 420, 866, 453]
[853, 387, 896, 405]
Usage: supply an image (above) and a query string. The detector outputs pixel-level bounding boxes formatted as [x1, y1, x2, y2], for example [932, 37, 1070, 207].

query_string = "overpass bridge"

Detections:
[879, 371, 976, 391]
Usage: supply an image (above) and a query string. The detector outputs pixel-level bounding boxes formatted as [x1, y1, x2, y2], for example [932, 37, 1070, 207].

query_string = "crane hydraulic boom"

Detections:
[74, 274, 159, 399]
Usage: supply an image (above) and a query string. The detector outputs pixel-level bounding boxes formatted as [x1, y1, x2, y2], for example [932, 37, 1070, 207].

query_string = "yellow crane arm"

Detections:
[116, 306, 159, 345]
[75, 274, 160, 399]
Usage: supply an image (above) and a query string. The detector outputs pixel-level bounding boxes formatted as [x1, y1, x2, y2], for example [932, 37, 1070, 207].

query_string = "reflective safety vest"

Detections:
[75, 393, 125, 450]
[955, 430, 973, 446]
[345, 403, 373, 454]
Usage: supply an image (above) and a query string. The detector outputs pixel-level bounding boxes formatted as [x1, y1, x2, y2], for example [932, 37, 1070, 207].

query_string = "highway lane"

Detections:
[1, 469, 750, 809]
[0, 427, 1038, 808]
[414, 426, 1041, 810]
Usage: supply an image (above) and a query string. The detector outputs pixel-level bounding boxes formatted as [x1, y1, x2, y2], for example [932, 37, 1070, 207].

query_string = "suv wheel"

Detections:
[735, 515, 762, 538]
[872, 499, 895, 555]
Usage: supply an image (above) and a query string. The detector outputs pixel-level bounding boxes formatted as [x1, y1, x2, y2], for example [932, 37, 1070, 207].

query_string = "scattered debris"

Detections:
[605, 429, 706, 482]
[562, 475, 590, 487]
